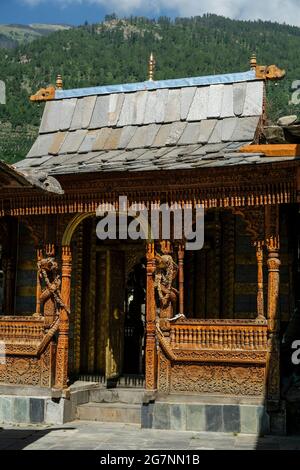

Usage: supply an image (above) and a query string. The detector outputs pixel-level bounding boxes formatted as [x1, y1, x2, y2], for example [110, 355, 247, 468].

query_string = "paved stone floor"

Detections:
[0, 421, 299, 450]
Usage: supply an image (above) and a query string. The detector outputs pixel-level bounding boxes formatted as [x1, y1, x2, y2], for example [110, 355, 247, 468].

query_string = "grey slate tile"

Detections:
[178, 122, 201, 145]
[233, 82, 247, 116]
[107, 93, 125, 126]
[118, 92, 137, 127]
[39, 100, 61, 134]
[231, 116, 260, 141]
[207, 84, 224, 118]
[48, 131, 67, 155]
[26, 133, 55, 158]
[143, 90, 158, 124]
[180, 87, 196, 120]
[134, 91, 148, 125]
[59, 129, 87, 154]
[151, 123, 172, 147]
[92, 128, 113, 151]
[187, 86, 209, 121]
[17, 155, 53, 168]
[155, 88, 169, 123]
[221, 117, 238, 142]
[117, 126, 137, 149]
[221, 84, 235, 118]
[103, 127, 123, 150]
[59, 98, 77, 131]
[164, 89, 181, 122]
[78, 130, 99, 153]
[166, 121, 186, 145]
[198, 119, 217, 143]
[90, 94, 110, 129]
[243, 81, 264, 116]
[127, 124, 159, 149]
[70, 95, 97, 130]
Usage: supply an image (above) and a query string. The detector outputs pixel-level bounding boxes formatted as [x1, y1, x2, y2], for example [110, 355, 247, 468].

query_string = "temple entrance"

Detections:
[73, 216, 146, 384]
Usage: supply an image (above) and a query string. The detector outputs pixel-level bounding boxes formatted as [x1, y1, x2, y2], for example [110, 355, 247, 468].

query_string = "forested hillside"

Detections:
[0, 14, 299, 164]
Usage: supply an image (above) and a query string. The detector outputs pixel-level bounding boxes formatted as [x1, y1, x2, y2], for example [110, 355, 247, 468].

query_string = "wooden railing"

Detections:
[170, 320, 268, 351]
[0, 316, 45, 344]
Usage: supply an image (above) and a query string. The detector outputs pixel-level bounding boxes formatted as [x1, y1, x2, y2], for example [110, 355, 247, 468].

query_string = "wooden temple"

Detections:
[0, 56, 299, 433]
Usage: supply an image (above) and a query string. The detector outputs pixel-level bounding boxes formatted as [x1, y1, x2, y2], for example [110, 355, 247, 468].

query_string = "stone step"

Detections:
[89, 387, 145, 405]
[77, 402, 141, 424]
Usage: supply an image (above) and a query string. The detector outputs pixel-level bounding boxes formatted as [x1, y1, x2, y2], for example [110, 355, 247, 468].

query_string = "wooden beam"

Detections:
[239, 144, 300, 157]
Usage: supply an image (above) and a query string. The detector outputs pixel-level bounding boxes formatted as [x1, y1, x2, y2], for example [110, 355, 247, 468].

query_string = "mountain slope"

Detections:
[0, 23, 72, 48]
[0, 14, 299, 163]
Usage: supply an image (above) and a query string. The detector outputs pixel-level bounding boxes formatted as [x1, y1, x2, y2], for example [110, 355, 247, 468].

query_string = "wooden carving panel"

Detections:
[170, 363, 266, 396]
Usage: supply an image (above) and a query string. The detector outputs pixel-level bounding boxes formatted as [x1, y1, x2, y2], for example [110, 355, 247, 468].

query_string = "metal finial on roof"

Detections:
[250, 53, 257, 71]
[148, 52, 156, 81]
[56, 74, 63, 90]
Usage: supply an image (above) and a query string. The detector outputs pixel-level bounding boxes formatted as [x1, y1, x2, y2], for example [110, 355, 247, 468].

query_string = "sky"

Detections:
[0, 0, 300, 26]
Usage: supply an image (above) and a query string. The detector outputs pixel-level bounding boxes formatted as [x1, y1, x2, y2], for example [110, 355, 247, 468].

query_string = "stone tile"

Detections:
[59, 98, 77, 131]
[134, 91, 148, 125]
[164, 89, 181, 123]
[153, 403, 170, 430]
[127, 124, 158, 149]
[231, 116, 260, 141]
[220, 84, 234, 118]
[151, 124, 172, 147]
[78, 130, 99, 153]
[143, 91, 158, 124]
[243, 81, 264, 116]
[103, 127, 123, 150]
[48, 131, 67, 155]
[39, 100, 62, 134]
[117, 126, 136, 149]
[141, 403, 153, 429]
[0, 396, 13, 423]
[180, 87, 196, 120]
[26, 134, 54, 158]
[166, 122, 186, 145]
[178, 122, 201, 145]
[13, 397, 30, 424]
[59, 129, 87, 154]
[155, 89, 169, 123]
[29, 398, 45, 424]
[198, 119, 216, 143]
[45, 398, 64, 425]
[233, 82, 247, 116]
[223, 405, 240, 433]
[221, 117, 238, 142]
[208, 120, 223, 143]
[207, 84, 224, 118]
[240, 405, 259, 434]
[186, 404, 206, 431]
[90, 94, 110, 128]
[118, 92, 138, 127]
[187, 86, 209, 121]
[170, 404, 186, 431]
[108, 93, 125, 126]
[205, 405, 223, 432]
[92, 128, 113, 151]
[70, 95, 97, 130]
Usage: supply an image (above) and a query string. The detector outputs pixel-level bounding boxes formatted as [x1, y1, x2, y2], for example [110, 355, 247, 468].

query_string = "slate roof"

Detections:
[15, 70, 296, 176]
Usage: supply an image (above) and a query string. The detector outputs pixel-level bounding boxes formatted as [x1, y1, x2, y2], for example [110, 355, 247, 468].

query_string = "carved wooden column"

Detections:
[54, 245, 72, 389]
[256, 241, 265, 319]
[178, 244, 184, 315]
[265, 205, 281, 403]
[145, 242, 157, 391]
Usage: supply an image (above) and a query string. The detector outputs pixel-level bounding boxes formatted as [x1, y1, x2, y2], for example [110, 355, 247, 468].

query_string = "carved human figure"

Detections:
[154, 253, 179, 320]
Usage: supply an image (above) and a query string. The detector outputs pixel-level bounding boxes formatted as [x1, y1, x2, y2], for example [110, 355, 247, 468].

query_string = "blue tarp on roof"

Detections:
[55, 70, 257, 100]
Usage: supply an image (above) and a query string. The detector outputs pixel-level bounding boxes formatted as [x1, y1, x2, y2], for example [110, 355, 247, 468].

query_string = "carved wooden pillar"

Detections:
[265, 205, 281, 402]
[178, 244, 184, 315]
[145, 242, 157, 391]
[54, 245, 72, 389]
[256, 241, 265, 319]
